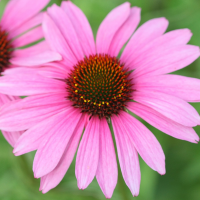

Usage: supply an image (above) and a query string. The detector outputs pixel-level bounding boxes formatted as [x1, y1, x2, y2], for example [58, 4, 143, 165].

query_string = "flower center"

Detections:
[0, 26, 12, 73]
[66, 54, 133, 118]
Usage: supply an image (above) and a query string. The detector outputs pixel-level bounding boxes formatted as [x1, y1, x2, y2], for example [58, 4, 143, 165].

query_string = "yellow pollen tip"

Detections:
[74, 77, 76, 79]
[99, 104, 101, 106]
[81, 96, 83, 98]
[119, 94, 121, 97]
[88, 100, 91, 102]
[102, 102, 105, 104]
[94, 102, 96, 105]
[75, 90, 78, 93]
[107, 102, 109, 105]
[84, 100, 87, 102]
[75, 84, 78, 87]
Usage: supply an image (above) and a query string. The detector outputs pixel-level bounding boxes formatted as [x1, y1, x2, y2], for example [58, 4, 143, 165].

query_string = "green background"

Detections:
[1, 0, 200, 199]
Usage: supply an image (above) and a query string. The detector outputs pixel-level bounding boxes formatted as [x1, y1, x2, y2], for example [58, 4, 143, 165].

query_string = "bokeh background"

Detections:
[1, 0, 200, 199]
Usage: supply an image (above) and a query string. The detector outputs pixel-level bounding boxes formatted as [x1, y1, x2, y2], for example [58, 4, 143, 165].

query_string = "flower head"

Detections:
[0, 1, 199, 198]
[0, 0, 57, 146]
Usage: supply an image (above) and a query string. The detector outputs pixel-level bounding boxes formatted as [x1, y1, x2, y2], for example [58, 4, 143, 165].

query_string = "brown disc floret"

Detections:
[0, 26, 13, 73]
[66, 54, 133, 118]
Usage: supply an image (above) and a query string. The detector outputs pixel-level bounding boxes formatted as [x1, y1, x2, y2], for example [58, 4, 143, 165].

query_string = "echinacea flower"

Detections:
[0, 1, 199, 198]
[0, 0, 61, 146]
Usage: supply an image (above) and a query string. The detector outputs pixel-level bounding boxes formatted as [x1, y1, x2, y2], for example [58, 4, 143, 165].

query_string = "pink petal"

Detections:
[108, 7, 141, 57]
[133, 91, 200, 127]
[1, 0, 50, 33]
[43, 13, 77, 68]
[61, 1, 96, 57]
[10, 51, 62, 67]
[0, 71, 66, 96]
[96, 2, 130, 54]
[33, 108, 82, 178]
[2, 131, 23, 147]
[112, 115, 141, 196]
[121, 17, 168, 70]
[134, 45, 200, 77]
[0, 93, 70, 132]
[123, 29, 192, 71]
[114, 112, 166, 175]
[76, 116, 100, 189]
[12, 41, 50, 57]
[13, 107, 74, 156]
[128, 102, 199, 143]
[40, 114, 87, 193]
[8, 12, 44, 39]
[135, 74, 200, 102]
[47, 4, 84, 61]
[96, 118, 118, 198]
[12, 26, 43, 48]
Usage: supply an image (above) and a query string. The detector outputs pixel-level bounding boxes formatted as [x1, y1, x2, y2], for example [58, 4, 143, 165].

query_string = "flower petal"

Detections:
[108, 7, 141, 57]
[43, 13, 77, 68]
[0, 71, 66, 96]
[10, 51, 62, 67]
[134, 74, 200, 102]
[8, 12, 44, 39]
[96, 118, 118, 198]
[2, 131, 23, 147]
[114, 112, 166, 174]
[0, 93, 70, 132]
[76, 116, 100, 189]
[133, 45, 200, 77]
[112, 115, 141, 196]
[96, 2, 130, 54]
[12, 26, 43, 48]
[47, 4, 84, 61]
[1, 0, 50, 32]
[33, 108, 82, 178]
[121, 17, 169, 69]
[134, 91, 200, 127]
[128, 102, 199, 143]
[40, 114, 86, 193]
[122, 29, 192, 71]
[61, 1, 96, 56]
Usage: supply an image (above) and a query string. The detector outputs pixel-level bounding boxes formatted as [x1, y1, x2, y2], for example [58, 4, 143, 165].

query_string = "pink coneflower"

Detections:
[0, 1, 199, 198]
[0, 0, 61, 146]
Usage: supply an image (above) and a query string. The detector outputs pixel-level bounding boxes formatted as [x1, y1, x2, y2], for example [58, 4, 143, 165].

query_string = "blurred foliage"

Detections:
[0, 0, 200, 200]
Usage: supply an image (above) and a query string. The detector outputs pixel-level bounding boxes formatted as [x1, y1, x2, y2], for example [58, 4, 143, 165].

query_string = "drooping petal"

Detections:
[134, 74, 200, 102]
[133, 91, 200, 127]
[96, 118, 118, 198]
[0, 71, 66, 96]
[47, 4, 84, 61]
[43, 13, 77, 68]
[61, 1, 96, 56]
[13, 107, 73, 156]
[76, 116, 100, 189]
[2, 131, 23, 147]
[112, 115, 141, 196]
[96, 2, 130, 54]
[121, 17, 168, 69]
[114, 112, 166, 175]
[128, 102, 199, 143]
[33, 108, 82, 178]
[133, 45, 200, 77]
[40, 114, 86, 193]
[1, 0, 50, 32]
[108, 7, 141, 57]
[0, 93, 70, 132]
